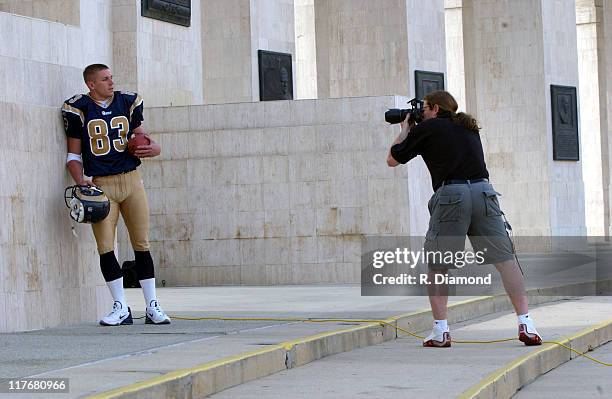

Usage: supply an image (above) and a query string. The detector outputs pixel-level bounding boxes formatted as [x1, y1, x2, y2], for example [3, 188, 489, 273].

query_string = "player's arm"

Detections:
[132, 125, 161, 158]
[66, 138, 92, 186]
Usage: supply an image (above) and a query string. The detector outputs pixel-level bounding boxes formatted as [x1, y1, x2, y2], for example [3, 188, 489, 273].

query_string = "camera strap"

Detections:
[502, 212, 524, 277]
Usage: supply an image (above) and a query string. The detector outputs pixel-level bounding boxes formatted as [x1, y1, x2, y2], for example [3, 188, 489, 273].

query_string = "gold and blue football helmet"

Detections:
[64, 185, 110, 223]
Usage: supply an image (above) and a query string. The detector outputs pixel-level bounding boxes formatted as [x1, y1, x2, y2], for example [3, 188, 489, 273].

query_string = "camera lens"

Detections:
[385, 109, 409, 124]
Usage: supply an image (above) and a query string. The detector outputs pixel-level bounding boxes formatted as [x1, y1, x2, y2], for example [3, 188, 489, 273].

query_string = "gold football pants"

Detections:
[91, 169, 150, 254]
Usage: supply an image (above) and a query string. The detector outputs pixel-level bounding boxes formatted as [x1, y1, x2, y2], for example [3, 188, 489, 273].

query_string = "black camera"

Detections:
[385, 98, 424, 124]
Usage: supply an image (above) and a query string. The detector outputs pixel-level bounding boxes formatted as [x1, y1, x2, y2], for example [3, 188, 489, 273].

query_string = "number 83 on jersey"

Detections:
[87, 116, 130, 156]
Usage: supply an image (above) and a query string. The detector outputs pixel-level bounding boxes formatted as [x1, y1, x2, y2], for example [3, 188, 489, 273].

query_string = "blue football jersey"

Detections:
[62, 91, 144, 177]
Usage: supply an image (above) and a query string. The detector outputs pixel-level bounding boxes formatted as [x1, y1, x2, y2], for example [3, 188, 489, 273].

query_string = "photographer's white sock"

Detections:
[518, 313, 531, 325]
[434, 319, 448, 331]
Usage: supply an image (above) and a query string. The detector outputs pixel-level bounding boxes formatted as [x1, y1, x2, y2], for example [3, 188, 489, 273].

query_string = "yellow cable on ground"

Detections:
[168, 315, 612, 366]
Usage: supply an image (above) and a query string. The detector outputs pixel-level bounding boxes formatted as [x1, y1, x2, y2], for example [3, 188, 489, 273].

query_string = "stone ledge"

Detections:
[90, 284, 586, 399]
[459, 319, 612, 399]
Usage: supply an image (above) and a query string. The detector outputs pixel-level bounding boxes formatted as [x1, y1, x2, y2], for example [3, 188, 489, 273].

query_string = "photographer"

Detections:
[387, 91, 542, 347]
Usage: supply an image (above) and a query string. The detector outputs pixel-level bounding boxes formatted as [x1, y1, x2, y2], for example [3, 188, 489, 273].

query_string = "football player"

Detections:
[62, 64, 170, 326]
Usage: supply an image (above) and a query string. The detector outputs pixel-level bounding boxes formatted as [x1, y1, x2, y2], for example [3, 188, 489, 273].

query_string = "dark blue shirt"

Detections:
[62, 91, 144, 177]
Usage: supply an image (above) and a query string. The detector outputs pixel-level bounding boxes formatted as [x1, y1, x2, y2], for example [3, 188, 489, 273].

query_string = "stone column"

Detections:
[445, 0, 466, 109]
[201, 0, 295, 104]
[0, 4, 111, 332]
[463, 0, 586, 236]
[294, 0, 317, 99]
[604, 0, 612, 237]
[576, 0, 607, 236]
[313, 0, 446, 98]
[111, 0, 203, 107]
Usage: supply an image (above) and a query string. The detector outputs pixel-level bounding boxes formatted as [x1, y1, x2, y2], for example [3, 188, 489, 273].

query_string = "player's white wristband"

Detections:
[66, 153, 82, 164]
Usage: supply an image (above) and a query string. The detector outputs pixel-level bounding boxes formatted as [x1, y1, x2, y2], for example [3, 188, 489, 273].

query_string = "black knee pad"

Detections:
[134, 250, 155, 280]
[100, 251, 122, 282]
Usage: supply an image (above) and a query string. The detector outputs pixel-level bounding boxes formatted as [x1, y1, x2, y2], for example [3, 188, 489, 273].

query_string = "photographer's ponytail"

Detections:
[451, 112, 480, 133]
[424, 91, 481, 133]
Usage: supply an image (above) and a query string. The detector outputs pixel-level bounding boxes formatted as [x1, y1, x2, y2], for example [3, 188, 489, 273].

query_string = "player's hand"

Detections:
[134, 134, 161, 158]
[77, 179, 93, 187]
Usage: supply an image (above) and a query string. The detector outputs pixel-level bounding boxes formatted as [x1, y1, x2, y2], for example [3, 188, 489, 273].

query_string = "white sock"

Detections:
[434, 319, 448, 331]
[106, 278, 127, 309]
[518, 313, 531, 325]
[140, 278, 157, 307]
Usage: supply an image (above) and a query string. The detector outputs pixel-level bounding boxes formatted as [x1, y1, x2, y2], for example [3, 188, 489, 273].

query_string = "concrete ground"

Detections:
[208, 297, 612, 399]
[0, 286, 609, 399]
[0, 286, 470, 398]
[0, 286, 442, 378]
[514, 339, 612, 398]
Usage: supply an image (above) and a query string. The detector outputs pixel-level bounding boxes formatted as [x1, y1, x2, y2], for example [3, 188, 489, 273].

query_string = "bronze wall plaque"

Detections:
[141, 0, 190, 27]
[415, 70, 445, 100]
[551, 85, 579, 161]
[258, 50, 293, 101]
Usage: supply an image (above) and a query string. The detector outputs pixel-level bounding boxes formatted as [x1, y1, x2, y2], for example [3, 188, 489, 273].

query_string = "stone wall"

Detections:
[0, 0, 79, 26]
[1, 0, 608, 334]
[202, 0, 295, 104]
[314, 0, 411, 98]
[201, 0, 252, 104]
[313, 0, 446, 99]
[128, 96, 429, 286]
[249, 0, 296, 100]
[0, 7, 114, 333]
[462, 0, 586, 236]
[113, 0, 204, 107]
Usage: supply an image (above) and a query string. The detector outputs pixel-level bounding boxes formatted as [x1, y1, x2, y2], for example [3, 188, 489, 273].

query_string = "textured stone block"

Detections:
[236, 210, 265, 238]
[262, 156, 289, 183]
[262, 183, 290, 210]
[288, 125, 317, 153]
[264, 210, 291, 237]
[207, 210, 239, 239]
[288, 208, 316, 237]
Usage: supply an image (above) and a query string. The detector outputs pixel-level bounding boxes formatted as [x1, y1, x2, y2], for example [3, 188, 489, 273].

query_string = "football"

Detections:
[127, 133, 150, 156]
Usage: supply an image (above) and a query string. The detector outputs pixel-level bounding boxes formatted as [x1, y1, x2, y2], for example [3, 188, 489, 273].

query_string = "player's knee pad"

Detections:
[100, 251, 122, 282]
[134, 250, 155, 280]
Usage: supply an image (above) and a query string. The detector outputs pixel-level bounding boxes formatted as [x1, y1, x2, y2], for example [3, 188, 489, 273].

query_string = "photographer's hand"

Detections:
[393, 114, 413, 145]
[387, 117, 409, 167]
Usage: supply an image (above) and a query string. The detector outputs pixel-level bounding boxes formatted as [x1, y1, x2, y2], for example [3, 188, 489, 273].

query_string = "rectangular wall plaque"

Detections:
[141, 0, 191, 27]
[551, 85, 579, 161]
[258, 50, 293, 101]
[415, 70, 444, 100]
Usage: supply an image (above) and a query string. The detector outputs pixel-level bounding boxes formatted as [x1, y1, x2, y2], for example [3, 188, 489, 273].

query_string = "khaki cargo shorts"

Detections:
[424, 180, 514, 269]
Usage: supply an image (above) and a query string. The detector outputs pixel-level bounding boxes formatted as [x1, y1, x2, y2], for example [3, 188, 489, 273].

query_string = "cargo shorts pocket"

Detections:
[483, 190, 503, 217]
[436, 194, 463, 222]
[424, 230, 438, 252]
[427, 193, 438, 216]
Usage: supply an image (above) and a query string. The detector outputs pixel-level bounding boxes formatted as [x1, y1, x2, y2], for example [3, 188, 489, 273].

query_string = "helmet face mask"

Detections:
[69, 196, 86, 222]
[64, 185, 110, 224]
